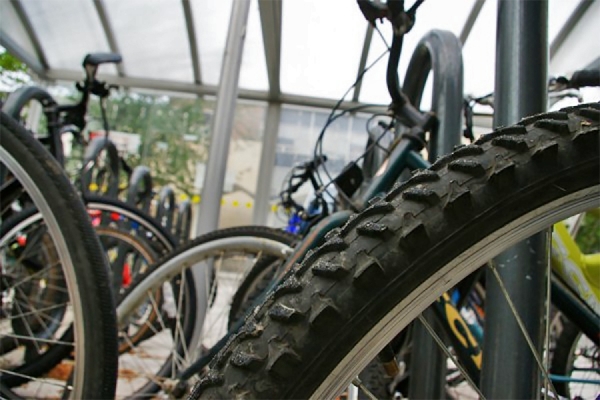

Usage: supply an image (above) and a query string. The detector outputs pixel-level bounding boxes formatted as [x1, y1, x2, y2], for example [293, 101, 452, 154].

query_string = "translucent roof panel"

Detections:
[1, 0, 598, 110]
[550, 0, 600, 76]
[280, 0, 367, 99]
[238, 0, 268, 91]
[191, 0, 231, 86]
[103, 0, 193, 82]
[0, 1, 37, 62]
[461, 0, 497, 98]
[548, 0, 580, 42]
[19, 0, 113, 72]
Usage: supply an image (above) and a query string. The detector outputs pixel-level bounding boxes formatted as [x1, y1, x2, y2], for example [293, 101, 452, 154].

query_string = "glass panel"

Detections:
[103, 0, 193, 81]
[359, 0, 475, 105]
[461, 0, 497, 99]
[280, 0, 367, 99]
[549, 0, 600, 77]
[191, 0, 232, 86]
[548, 0, 580, 43]
[0, 1, 37, 62]
[238, 0, 269, 91]
[217, 101, 267, 227]
[266, 105, 374, 227]
[20, 0, 113, 72]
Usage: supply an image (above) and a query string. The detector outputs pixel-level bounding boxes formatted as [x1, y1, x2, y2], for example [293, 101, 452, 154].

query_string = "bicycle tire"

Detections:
[0, 210, 159, 392]
[227, 228, 297, 327]
[0, 209, 71, 382]
[0, 111, 118, 399]
[83, 194, 178, 257]
[0, 197, 190, 399]
[115, 225, 294, 398]
[80, 137, 122, 198]
[192, 103, 600, 399]
[2, 86, 63, 164]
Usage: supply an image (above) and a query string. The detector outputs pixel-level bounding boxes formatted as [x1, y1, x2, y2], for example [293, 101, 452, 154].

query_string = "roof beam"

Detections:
[182, 0, 202, 85]
[93, 0, 126, 77]
[352, 23, 374, 102]
[459, 0, 486, 45]
[550, 0, 593, 61]
[9, 0, 48, 70]
[0, 32, 46, 77]
[258, 0, 282, 100]
[45, 68, 387, 113]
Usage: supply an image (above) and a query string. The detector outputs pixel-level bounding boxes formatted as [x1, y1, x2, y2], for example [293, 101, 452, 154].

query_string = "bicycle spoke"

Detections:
[417, 314, 486, 400]
[487, 261, 560, 399]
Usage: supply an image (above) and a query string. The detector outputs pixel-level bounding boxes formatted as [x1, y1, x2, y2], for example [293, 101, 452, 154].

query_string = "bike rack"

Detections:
[174, 199, 192, 244]
[403, 29, 464, 160]
[481, 3, 549, 398]
[80, 136, 120, 198]
[402, 29, 464, 399]
[126, 165, 153, 213]
[155, 186, 176, 233]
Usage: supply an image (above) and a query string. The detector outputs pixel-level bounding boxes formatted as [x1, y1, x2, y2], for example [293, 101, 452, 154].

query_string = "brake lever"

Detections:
[357, 0, 388, 25]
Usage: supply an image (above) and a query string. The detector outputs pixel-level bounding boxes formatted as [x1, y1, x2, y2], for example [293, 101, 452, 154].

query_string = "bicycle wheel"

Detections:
[83, 194, 178, 258]
[551, 313, 600, 398]
[0, 111, 118, 399]
[192, 103, 600, 399]
[0, 203, 186, 399]
[2, 86, 63, 165]
[114, 226, 295, 398]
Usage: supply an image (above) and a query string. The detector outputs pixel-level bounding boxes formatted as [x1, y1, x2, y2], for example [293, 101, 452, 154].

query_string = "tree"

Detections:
[0, 47, 31, 99]
[84, 92, 208, 198]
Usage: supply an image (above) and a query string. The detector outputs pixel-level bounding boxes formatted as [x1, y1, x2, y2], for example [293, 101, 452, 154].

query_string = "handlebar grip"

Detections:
[570, 69, 600, 88]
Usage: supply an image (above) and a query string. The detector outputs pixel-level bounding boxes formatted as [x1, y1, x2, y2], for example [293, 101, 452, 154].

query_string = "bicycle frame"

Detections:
[175, 21, 464, 382]
[552, 219, 600, 314]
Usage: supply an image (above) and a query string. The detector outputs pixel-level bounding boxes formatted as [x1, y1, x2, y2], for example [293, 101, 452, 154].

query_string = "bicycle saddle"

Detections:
[83, 52, 122, 67]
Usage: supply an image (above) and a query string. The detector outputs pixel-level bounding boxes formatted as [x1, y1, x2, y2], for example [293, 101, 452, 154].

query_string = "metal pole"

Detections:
[194, 0, 251, 236]
[189, 0, 251, 358]
[253, 103, 281, 225]
[481, 1, 548, 399]
[408, 310, 446, 399]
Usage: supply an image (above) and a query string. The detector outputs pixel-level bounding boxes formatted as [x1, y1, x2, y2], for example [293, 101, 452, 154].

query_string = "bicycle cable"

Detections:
[312, 24, 392, 211]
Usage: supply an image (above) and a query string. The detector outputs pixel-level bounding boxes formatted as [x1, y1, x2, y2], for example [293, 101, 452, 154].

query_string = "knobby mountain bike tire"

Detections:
[115, 225, 295, 398]
[0, 111, 118, 399]
[192, 103, 600, 399]
[227, 228, 297, 328]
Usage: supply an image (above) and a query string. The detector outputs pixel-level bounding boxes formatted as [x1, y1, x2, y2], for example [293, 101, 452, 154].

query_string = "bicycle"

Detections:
[185, 1, 599, 398]
[0, 52, 158, 204]
[89, 1, 596, 396]
[0, 111, 119, 398]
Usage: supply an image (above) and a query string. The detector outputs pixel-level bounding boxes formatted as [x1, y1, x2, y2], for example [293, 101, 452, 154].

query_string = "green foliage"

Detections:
[575, 211, 600, 254]
[0, 49, 30, 95]
[85, 92, 208, 198]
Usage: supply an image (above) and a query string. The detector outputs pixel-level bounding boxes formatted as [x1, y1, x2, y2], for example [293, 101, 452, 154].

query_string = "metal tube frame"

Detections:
[481, 2, 549, 398]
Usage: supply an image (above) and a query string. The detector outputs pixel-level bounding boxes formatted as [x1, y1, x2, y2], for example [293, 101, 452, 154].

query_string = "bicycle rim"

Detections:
[116, 231, 294, 398]
[314, 186, 598, 398]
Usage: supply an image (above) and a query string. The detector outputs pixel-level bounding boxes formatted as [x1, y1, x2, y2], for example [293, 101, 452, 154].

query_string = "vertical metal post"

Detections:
[408, 310, 446, 399]
[481, 1, 548, 399]
[253, 103, 281, 225]
[189, 0, 251, 358]
[194, 0, 251, 237]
